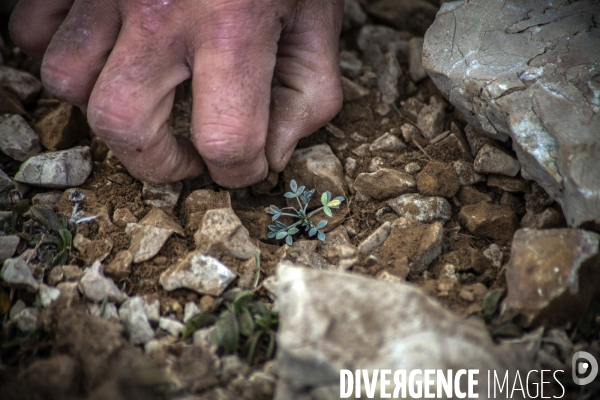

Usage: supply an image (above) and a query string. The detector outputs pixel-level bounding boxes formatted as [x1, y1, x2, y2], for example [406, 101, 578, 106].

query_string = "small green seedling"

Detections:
[266, 179, 344, 245]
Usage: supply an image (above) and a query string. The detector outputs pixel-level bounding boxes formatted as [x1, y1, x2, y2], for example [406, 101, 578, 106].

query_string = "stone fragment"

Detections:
[376, 218, 443, 271]
[487, 174, 528, 193]
[388, 193, 451, 223]
[340, 76, 369, 102]
[459, 202, 518, 240]
[184, 302, 201, 323]
[62, 265, 83, 282]
[423, 0, 600, 228]
[183, 189, 231, 231]
[119, 296, 155, 345]
[0, 169, 16, 200]
[104, 250, 133, 279]
[126, 223, 173, 263]
[160, 251, 236, 296]
[456, 186, 492, 205]
[32, 191, 63, 206]
[505, 229, 600, 327]
[474, 144, 520, 177]
[408, 37, 427, 82]
[374, 102, 391, 116]
[364, 0, 438, 36]
[417, 99, 445, 140]
[358, 221, 391, 255]
[37, 284, 61, 307]
[0, 87, 26, 115]
[0, 114, 41, 161]
[159, 317, 184, 337]
[140, 208, 183, 235]
[112, 207, 137, 228]
[367, 157, 385, 172]
[194, 208, 258, 260]
[73, 234, 113, 265]
[351, 143, 370, 157]
[0, 66, 42, 103]
[354, 169, 416, 200]
[404, 162, 421, 174]
[142, 181, 183, 208]
[442, 248, 490, 274]
[377, 51, 401, 104]
[416, 161, 460, 198]
[14, 146, 92, 189]
[520, 208, 563, 230]
[1, 257, 38, 291]
[453, 160, 486, 186]
[369, 132, 406, 153]
[34, 102, 90, 150]
[0, 235, 19, 262]
[274, 263, 522, 398]
[78, 261, 126, 303]
[14, 308, 39, 333]
[400, 123, 421, 142]
[142, 297, 161, 325]
[344, 157, 357, 177]
[283, 144, 347, 208]
[483, 244, 503, 269]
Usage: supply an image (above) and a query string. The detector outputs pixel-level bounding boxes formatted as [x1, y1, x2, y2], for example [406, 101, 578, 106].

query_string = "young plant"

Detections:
[266, 179, 344, 245]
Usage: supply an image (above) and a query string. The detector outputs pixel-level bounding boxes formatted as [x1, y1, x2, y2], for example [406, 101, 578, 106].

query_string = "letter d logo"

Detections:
[572, 351, 598, 385]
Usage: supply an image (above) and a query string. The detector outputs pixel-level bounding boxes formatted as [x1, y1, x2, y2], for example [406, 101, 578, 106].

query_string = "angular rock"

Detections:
[142, 297, 161, 325]
[520, 208, 563, 230]
[417, 98, 445, 140]
[340, 76, 369, 102]
[112, 207, 137, 228]
[423, 0, 600, 228]
[403, 162, 421, 174]
[119, 296, 155, 345]
[376, 218, 443, 272]
[388, 193, 451, 223]
[377, 51, 401, 104]
[0, 87, 26, 115]
[505, 229, 600, 327]
[463, 124, 495, 156]
[400, 123, 421, 143]
[194, 208, 258, 260]
[14, 146, 92, 189]
[483, 244, 503, 269]
[159, 317, 184, 337]
[160, 251, 236, 296]
[142, 181, 183, 208]
[408, 37, 427, 82]
[0, 235, 19, 262]
[369, 132, 406, 153]
[139, 207, 183, 235]
[0, 114, 41, 161]
[184, 301, 201, 323]
[73, 234, 113, 265]
[474, 144, 520, 177]
[351, 143, 370, 157]
[1, 257, 38, 291]
[459, 201, 518, 240]
[183, 189, 231, 231]
[354, 169, 416, 200]
[0, 66, 42, 103]
[126, 223, 173, 263]
[274, 263, 524, 398]
[358, 221, 391, 255]
[283, 144, 347, 209]
[104, 250, 133, 279]
[78, 261, 126, 303]
[453, 160, 486, 186]
[416, 161, 460, 198]
[34, 102, 90, 150]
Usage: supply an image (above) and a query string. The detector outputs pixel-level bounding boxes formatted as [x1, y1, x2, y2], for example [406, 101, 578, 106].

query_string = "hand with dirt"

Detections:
[9, 0, 344, 188]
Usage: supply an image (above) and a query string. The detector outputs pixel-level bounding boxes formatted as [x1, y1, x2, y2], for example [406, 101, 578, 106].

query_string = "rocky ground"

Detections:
[1, 1, 600, 399]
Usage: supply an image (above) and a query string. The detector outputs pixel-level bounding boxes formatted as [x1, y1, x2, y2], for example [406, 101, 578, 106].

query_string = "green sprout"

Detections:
[266, 179, 344, 245]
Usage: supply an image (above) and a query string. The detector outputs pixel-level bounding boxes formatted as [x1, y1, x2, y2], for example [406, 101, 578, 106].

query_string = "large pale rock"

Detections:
[78, 261, 126, 303]
[274, 263, 526, 399]
[142, 181, 182, 208]
[160, 251, 236, 296]
[423, 0, 600, 228]
[283, 144, 347, 209]
[388, 193, 451, 223]
[14, 146, 92, 188]
[0, 114, 41, 161]
[504, 229, 600, 328]
[1, 257, 39, 291]
[125, 223, 173, 263]
[354, 169, 416, 200]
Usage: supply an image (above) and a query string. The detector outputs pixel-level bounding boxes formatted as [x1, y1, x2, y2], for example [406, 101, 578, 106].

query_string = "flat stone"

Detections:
[119, 296, 155, 345]
[456, 186, 492, 205]
[377, 51, 401, 105]
[126, 223, 173, 263]
[34, 102, 89, 151]
[487, 174, 529, 193]
[369, 132, 406, 152]
[160, 251, 236, 296]
[416, 161, 460, 198]
[459, 201, 518, 240]
[14, 146, 92, 189]
[0, 65, 42, 103]
[0, 235, 19, 262]
[358, 221, 391, 255]
[388, 193, 452, 223]
[183, 189, 231, 231]
[0, 114, 41, 161]
[423, 0, 600, 228]
[194, 208, 258, 260]
[505, 229, 600, 327]
[78, 261, 126, 303]
[408, 37, 427, 82]
[376, 218, 443, 271]
[474, 144, 520, 177]
[274, 263, 523, 398]
[1, 257, 39, 291]
[142, 181, 183, 209]
[354, 169, 416, 200]
[140, 208, 183, 236]
[453, 160, 486, 185]
[104, 250, 133, 279]
[340, 76, 370, 102]
[159, 317, 184, 337]
[417, 98, 445, 140]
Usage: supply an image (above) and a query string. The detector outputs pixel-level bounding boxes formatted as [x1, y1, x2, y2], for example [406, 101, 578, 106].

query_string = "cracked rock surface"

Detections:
[423, 0, 600, 229]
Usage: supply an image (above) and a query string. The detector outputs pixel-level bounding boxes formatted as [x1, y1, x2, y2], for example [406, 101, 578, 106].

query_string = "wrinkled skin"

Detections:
[9, 0, 344, 187]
